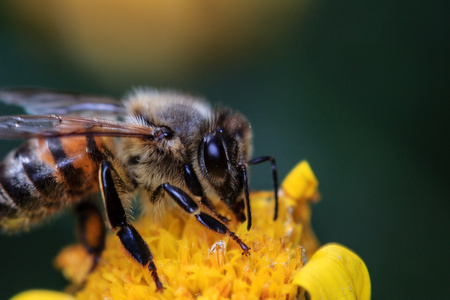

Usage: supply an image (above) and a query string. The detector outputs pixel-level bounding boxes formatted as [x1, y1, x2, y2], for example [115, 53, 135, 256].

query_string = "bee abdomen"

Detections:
[0, 136, 110, 232]
[0, 142, 53, 230]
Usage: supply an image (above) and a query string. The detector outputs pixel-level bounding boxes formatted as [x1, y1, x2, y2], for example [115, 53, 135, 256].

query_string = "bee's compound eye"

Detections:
[203, 133, 228, 178]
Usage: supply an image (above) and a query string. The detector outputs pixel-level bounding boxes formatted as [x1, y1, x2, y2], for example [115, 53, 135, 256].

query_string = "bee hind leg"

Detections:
[74, 201, 106, 270]
[154, 183, 250, 255]
[100, 161, 163, 291]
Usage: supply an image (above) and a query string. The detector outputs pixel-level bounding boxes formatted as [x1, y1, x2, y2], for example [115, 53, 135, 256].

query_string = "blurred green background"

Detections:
[1, 1, 449, 299]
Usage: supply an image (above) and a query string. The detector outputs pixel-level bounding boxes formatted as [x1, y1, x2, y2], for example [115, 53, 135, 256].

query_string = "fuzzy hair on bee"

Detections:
[118, 89, 253, 218]
[0, 87, 278, 291]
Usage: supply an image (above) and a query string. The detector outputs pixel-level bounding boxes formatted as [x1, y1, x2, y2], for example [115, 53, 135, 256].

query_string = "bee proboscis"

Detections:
[0, 88, 278, 290]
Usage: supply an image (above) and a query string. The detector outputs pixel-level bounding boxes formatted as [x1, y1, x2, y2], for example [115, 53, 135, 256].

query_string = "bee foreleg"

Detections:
[182, 163, 230, 224]
[199, 197, 231, 224]
[74, 201, 106, 270]
[156, 183, 250, 255]
[100, 161, 163, 291]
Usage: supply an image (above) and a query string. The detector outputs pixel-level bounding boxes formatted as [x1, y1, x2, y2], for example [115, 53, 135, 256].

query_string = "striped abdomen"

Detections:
[0, 136, 112, 232]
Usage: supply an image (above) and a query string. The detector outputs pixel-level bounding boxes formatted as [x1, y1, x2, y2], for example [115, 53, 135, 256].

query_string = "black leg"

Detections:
[74, 201, 106, 269]
[200, 196, 231, 224]
[183, 163, 230, 224]
[248, 156, 279, 221]
[238, 163, 252, 230]
[183, 163, 204, 198]
[154, 182, 250, 255]
[100, 161, 163, 291]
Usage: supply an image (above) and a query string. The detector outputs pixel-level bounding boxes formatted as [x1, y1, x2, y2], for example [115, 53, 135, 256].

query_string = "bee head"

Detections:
[197, 110, 252, 224]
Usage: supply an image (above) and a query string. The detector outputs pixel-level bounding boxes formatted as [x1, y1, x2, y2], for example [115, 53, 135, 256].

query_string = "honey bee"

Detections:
[0, 88, 278, 290]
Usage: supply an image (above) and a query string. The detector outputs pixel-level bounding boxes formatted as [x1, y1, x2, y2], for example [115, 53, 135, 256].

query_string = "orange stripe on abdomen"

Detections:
[47, 137, 103, 199]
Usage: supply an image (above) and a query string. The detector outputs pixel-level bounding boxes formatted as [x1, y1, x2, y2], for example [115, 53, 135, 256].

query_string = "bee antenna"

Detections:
[247, 156, 279, 221]
[239, 163, 252, 231]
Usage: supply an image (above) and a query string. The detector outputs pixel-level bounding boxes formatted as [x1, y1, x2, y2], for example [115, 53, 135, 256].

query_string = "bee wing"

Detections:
[0, 88, 126, 117]
[0, 115, 156, 140]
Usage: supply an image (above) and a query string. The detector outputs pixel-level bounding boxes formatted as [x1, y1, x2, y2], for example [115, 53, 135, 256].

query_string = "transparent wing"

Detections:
[0, 115, 157, 140]
[0, 88, 126, 117]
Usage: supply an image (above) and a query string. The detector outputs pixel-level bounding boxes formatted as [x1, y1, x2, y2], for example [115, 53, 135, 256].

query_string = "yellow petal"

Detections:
[293, 244, 371, 300]
[282, 160, 319, 202]
[11, 290, 75, 300]
[282, 160, 321, 257]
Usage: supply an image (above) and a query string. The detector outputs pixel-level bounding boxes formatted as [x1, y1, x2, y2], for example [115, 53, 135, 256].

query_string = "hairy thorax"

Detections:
[116, 90, 212, 193]
[116, 135, 188, 192]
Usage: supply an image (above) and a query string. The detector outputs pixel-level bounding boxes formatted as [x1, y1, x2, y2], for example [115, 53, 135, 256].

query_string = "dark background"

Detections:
[1, 1, 449, 299]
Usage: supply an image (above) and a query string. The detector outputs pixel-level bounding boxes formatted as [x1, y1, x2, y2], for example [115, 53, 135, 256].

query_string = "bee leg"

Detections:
[157, 182, 250, 255]
[74, 201, 105, 270]
[200, 197, 231, 224]
[100, 161, 163, 291]
[182, 163, 230, 224]
[248, 156, 279, 221]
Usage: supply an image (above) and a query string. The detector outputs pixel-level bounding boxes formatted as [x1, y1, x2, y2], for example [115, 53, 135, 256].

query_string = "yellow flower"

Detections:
[12, 161, 370, 300]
